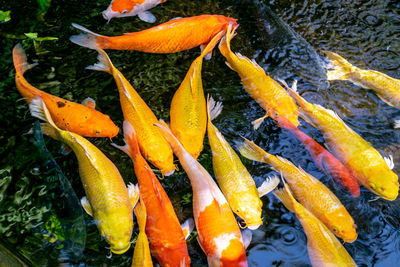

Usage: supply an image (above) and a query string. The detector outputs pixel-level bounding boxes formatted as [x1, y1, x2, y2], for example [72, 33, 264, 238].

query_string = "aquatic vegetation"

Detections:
[0, 10, 11, 23]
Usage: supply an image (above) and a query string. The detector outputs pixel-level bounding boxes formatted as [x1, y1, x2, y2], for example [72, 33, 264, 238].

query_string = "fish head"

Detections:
[102, 0, 137, 21]
[97, 210, 133, 254]
[90, 115, 119, 138]
[328, 211, 358, 243]
[367, 168, 399, 201]
[232, 197, 263, 230]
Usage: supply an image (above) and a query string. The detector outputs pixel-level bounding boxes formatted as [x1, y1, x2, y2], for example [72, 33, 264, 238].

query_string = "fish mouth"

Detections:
[110, 244, 130, 254]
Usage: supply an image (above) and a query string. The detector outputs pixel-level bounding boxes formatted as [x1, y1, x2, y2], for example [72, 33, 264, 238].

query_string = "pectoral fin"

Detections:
[252, 113, 269, 130]
[242, 229, 253, 249]
[258, 175, 280, 197]
[81, 97, 96, 109]
[80, 196, 93, 217]
[181, 218, 195, 240]
[128, 183, 140, 208]
[138, 11, 156, 23]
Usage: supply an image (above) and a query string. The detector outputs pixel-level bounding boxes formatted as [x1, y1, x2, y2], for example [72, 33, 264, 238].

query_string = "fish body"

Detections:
[29, 97, 137, 254]
[70, 15, 237, 53]
[12, 44, 119, 138]
[132, 197, 153, 267]
[207, 97, 263, 229]
[155, 123, 248, 267]
[218, 24, 299, 128]
[238, 138, 357, 243]
[276, 114, 360, 197]
[170, 32, 224, 159]
[274, 180, 357, 267]
[287, 85, 399, 200]
[103, 0, 166, 23]
[30, 121, 86, 261]
[326, 51, 400, 108]
[87, 49, 175, 175]
[115, 121, 190, 266]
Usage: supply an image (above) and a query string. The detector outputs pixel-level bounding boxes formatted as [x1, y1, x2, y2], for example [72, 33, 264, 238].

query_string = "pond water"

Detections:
[1, 0, 400, 266]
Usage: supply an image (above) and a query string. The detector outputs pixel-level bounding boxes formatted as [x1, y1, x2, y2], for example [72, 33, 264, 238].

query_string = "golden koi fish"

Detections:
[155, 122, 248, 267]
[87, 48, 175, 176]
[29, 96, 138, 254]
[218, 23, 299, 129]
[274, 178, 357, 267]
[238, 138, 357, 243]
[132, 194, 153, 267]
[170, 31, 225, 159]
[325, 51, 400, 109]
[286, 82, 399, 200]
[207, 96, 279, 229]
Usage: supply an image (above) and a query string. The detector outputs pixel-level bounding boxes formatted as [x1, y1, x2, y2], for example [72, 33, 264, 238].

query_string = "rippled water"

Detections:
[0, 0, 400, 265]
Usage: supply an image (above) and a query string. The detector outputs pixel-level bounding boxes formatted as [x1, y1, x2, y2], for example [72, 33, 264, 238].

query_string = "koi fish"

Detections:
[170, 31, 224, 159]
[275, 98, 360, 197]
[218, 23, 299, 129]
[207, 96, 279, 229]
[274, 178, 357, 267]
[87, 48, 175, 176]
[70, 15, 237, 54]
[155, 122, 248, 267]
[29, 96, 139, 254]
[113, 121, 191, 266]
[238, 138, 358, 243]
[286, 82, 399, 200]
[132, 194, 153, 267]
[325, 51, 400, 109]
[102, 0, 166, 23]
[12, 44, 119, 138]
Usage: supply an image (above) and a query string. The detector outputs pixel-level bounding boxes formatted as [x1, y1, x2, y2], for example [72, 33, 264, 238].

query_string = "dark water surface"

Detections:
[1, 0, 400, 265]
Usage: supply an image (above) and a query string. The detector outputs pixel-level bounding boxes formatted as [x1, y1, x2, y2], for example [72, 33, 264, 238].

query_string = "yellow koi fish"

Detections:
[170, 31, 225, 159]
[238, 138, 357, 243]
[207, 96, 279, 229]
[285, 82, 399, 200]
[132, 194, 153, 267]
[87, 49, 175, 176]
[218, 23, 299, 129]
[29, 96, 139, 254]
[325, 51, 400, 109]
[274, 178, 357, 267]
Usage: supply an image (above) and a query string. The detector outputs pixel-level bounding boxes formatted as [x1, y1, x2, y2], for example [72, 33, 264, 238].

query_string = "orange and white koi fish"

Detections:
[113, 121, 191, 266]
[207, 96, 279, 229]
[29, 96, 138, 254]
[170, 31, 224, 159]
[238, 138, 357, 243]
[70, 15, 237, 54]
[155, 122, 248, 267]
[87, 48, 175, 176]
[132, 194, 153, 267]
[286, 82, 399, 200]
[325, 51, 400, 110]
[102, 0, 166, 23]
[274, 178, 357, 267]
[12, 44, 119, 138]
[218, 23, 298, 129]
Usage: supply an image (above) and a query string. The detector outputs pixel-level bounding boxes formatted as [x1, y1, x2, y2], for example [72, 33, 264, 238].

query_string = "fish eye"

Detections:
[332, 227, 338, 233]
[121, 9, 128, 14]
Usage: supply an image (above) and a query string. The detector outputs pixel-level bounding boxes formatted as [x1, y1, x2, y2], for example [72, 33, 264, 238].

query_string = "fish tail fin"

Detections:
[237, 137, 269, 163]
[134, 196, 147, 233]
[199, 30, 225, 60]
[39, 123, 59, 141]
[218, 22, 237, 61]
[207, 95, 223, 123]
[12, 44, 38, 74]
[324, 51, 355, 81]
[86, 48, 113, 74]
[273, 176, 298, 213]
[154, 120, 185, 155]
[70, 23, 102, 50]
[111, 121, 140, 159]
[29, 96, 60, 131]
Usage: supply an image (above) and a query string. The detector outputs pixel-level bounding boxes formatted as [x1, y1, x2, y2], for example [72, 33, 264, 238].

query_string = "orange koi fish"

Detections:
[170, 31, 225, 159]
[238, 138, 357, 243]
[113, 121, 191, 266]
[207, 96, 279, 229]
[274, 178, 357, 267]
[286, 82, 399, 200]
[218, 23, 298, 129]
[103, 0, 166, 23]
[70, 15, 237, 54]
[12, 44, 119, 138]
[87, 48, 175, 176]
[276, 109, 360, 197]
[132, 195, 153, 267]
[155, 122, 248, 267]
[29, 97, 138, 254]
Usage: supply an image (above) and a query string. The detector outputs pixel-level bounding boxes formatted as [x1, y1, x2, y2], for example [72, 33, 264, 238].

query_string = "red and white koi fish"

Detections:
[102, 0, 166, 23]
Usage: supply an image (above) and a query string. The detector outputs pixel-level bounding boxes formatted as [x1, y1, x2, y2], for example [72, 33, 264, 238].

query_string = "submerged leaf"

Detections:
[0, 10, 10, 23]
